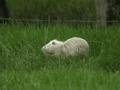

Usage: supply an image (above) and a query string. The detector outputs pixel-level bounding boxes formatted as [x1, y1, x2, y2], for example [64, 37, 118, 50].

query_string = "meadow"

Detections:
[0, 24, 120, 90]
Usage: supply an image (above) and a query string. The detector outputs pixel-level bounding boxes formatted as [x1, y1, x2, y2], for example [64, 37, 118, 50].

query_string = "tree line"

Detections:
[0, 0, 120, 26]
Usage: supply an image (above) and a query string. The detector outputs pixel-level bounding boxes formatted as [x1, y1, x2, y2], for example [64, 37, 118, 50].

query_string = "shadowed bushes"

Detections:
[6, 0, 95, 20]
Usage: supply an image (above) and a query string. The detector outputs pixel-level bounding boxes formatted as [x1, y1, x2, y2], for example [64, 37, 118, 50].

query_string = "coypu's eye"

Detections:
[52, 42, 56, 45]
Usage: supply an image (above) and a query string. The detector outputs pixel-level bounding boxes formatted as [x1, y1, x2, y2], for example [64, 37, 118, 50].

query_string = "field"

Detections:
[0, 24, 120, 90]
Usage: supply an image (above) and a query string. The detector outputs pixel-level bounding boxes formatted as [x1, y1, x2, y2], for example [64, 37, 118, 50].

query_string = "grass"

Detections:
[0, 24, 120, 90]
[0, 68, 120, 90]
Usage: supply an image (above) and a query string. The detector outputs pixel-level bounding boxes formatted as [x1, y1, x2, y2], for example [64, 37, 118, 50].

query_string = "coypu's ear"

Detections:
[54, 39, 58, 41]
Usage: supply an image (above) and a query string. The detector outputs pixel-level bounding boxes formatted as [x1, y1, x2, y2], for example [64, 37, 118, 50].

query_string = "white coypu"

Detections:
[41, 37, 89, 57]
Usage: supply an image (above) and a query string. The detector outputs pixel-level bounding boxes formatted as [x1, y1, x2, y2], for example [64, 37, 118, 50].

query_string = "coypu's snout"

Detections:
[41, 46, 46, 52]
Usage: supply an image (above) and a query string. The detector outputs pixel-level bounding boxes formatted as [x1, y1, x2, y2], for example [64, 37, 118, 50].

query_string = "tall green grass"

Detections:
[0, 24, 120, 71]
[0, 68, 120, 90]
[0, 24, 120, 90]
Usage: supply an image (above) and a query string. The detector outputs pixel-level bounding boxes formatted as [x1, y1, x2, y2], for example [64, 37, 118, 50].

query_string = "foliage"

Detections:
[6, 0, 95, 20]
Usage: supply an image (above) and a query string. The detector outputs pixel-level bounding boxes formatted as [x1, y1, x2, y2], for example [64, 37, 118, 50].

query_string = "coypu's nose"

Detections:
[41, 46, 45, 51]
[41, 46, 48, 53]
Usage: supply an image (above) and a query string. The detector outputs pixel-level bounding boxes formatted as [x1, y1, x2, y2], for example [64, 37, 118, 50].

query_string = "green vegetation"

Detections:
[0, 24, 120, 89]
[6, 0, 95, 19]
[0, 69, 120, 90]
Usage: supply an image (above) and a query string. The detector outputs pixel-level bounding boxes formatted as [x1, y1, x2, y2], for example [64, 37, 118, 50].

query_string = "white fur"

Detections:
[41, 37, 89, 57]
